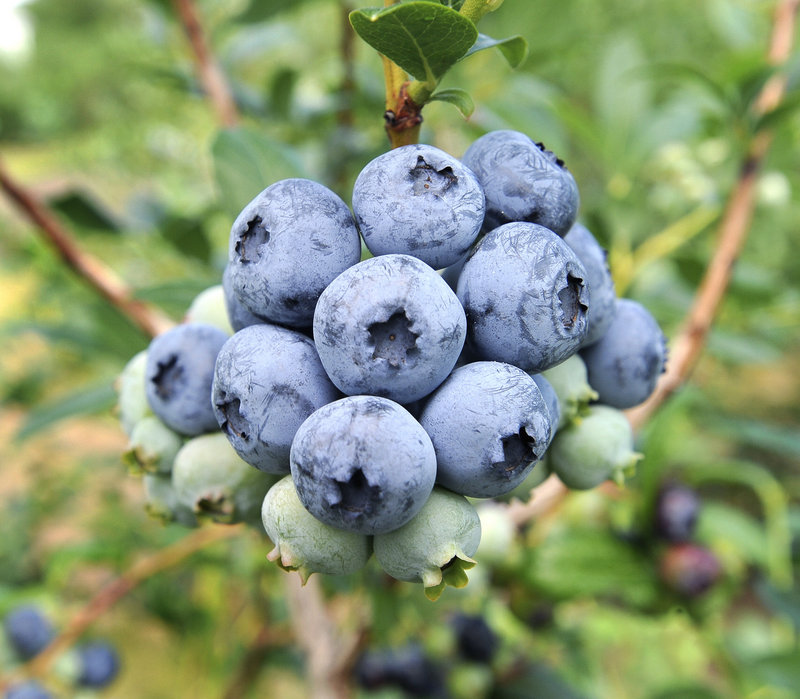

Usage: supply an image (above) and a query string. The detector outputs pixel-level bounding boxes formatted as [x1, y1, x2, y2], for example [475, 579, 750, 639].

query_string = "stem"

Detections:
[0, 158, 174, 339]
[172, 0, 239, 129]
[0, 525, 241, 691]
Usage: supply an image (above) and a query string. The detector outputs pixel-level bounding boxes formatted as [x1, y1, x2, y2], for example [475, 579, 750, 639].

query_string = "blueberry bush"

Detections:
[1, 0, 799, 697]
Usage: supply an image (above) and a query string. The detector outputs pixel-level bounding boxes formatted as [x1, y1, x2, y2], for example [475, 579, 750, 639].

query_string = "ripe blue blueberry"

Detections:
[222, 264, 267, 332]
[212, 324, 340, 474]
[419, 361, 551, 498]
[563, 223, 617, 347]
[580, 298, 667, 409]
[654, 483, 701, 543]
[461, 129, 579, 236]
[226, 178, 361, 328]
[452, 613, 498, 664]
[76, 641, 120, 688]
[352, 144, 485, 269]
[3, 605, 54, 660]
[290, 396, 436, 535]
[145, 323, 229, 436]
[313, 254, 466, 404]
[457, 222, 589, 372]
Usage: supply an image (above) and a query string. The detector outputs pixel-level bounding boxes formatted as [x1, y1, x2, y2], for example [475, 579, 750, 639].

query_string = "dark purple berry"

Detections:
[654, 483, 701, 543]
[452, 613, 498, 664]
[659, 543, 721, 597]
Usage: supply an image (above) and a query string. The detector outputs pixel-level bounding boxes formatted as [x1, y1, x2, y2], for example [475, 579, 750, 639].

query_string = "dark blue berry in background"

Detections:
[76, 640, 120, 688]
[145, 322, 229, 436]
[354, 645, 446, 697]
[352, 143, 486, 269]
[3, 605, 54, 660]
[654, 483, 701, 542]
[659, 543, 721, 598]
[452, 613, 498, 664]
[462, 129, 579, 236]
[4, 681, 53, 699]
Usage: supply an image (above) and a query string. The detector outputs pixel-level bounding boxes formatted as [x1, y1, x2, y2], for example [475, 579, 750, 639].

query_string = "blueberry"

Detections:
[540, 353, 598, 428]
[654, 483, 701, 543]
[115, 350, 153, 437]
[172, 433, 278, 524]
[313, 254, 466, 404]
[122, 416, 183, 475]
[354, 645, 446, 696]
[143, 473, 199, 528]
[290, 396, 436, 535]
[461, 130, 579, 236]
[451, 613, 498, 664]
[4, 682, 53, 699]
[145, 323, 229, 436]
[580, 298, 668, 409]
[212, 324, 340, 474]
[563, 223, 617, 347]
[419, 361, 551, 498]
[3, 605, 54, 660]
[457, 222, 589, 372]
[226, 178, 361, 328]
[261, 476, 372, 583]
[373, 487, 481, 600]
[549, 405, 641, 490]
[352, 144, 485, 269]
[184, 284, 234, 335]
[222, 264, 268, 332]
[530, 373, 560, 446]
[659, 543, 721, 597]
[76, 640, 120, 688]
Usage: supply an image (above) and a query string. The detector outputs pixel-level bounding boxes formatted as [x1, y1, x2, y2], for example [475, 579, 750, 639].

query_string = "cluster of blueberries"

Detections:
[117, 129, 667, 597]
[2, 605, 119, 698]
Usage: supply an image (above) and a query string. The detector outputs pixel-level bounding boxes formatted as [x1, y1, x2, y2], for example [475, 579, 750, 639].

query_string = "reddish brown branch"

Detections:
[172, 0, 239, 129]
[0, 158, 174, 338]
[0, 526, 241, 691]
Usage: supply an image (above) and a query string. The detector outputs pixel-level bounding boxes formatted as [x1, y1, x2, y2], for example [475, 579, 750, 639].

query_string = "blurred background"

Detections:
[0, 0, 798, 697]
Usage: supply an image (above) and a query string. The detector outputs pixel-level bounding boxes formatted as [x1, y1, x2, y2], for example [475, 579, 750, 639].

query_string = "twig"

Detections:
[512, 0, 800, 522]
[0, 158, 174, 339]
[172, 0, 240, 129]
[0, 525, 242, 691]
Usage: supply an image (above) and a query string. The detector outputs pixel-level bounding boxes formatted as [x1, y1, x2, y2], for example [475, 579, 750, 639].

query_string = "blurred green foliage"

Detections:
[0, 0, 798, 696]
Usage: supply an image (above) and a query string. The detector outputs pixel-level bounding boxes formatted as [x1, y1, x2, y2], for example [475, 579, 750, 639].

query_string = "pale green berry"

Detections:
[143, 474, 198, 527]
[172, 433, 277, 524]
[123, 416, 183, 475]
[115, 350, 152, 436]
[541, 353, 598, 428]
[549, 405, 642, 490]
[474, 502, 515, 567]
[261, 476, 372, 583]
[374, 488, 481, 600]
[184, 284, 234, 335]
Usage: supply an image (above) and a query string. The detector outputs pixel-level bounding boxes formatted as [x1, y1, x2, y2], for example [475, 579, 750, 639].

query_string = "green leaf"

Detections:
[463, 33, 528, 68]
[212, 127, 307, 218]
[15, 381, 118, 442]
[48, 190, 121, 233]
[437, 0, 465, 10]
[754, 90, 800, 132]
[349, 3, 478, 86]
[160, 215, 212, 264]
[696, 502, 768, 568]
[429, 87, 474, 117]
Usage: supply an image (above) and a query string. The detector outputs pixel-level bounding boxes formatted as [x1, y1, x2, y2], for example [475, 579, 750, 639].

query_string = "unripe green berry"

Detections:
[474, 502, 515, 567]
[541, 353, 598, 428]
[184, 284, 234, 335]
[261, 476, 372, 583]
[123, 416, 183, 475]
[115, 350, 153, 436]
[172, 433, 277, 524]
[143, 474, 198, 527]
[374, 488, 481, 600]
[549, 405, 641, 490]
